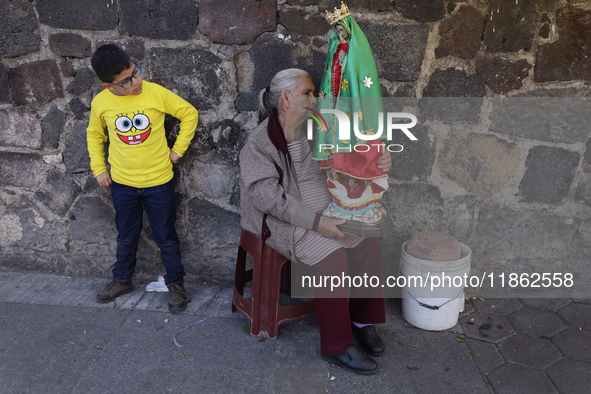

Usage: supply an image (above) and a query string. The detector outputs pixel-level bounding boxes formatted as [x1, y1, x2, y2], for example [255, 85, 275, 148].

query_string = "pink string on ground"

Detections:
[173, 317, 208, 348]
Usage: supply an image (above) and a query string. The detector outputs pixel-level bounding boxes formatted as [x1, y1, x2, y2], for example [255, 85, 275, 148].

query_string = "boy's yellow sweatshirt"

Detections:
[87, 81, 198, 188]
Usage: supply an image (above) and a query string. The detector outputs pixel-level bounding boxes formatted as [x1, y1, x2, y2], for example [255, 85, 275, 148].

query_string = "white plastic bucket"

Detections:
[400, 241, 472, 331]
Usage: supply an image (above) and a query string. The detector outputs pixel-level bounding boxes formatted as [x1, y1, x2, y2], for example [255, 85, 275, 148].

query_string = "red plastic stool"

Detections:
[232, 229, 316, 339]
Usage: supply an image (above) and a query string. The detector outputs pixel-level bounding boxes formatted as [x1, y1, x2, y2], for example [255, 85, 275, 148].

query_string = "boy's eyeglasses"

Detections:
[110, 60, 142, 89]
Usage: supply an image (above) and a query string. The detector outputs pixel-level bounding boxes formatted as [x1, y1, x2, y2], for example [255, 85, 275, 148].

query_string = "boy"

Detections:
[87, 44, 198, 312]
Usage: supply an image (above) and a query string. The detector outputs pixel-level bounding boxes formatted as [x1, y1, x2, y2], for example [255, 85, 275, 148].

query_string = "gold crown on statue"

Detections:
[325, 1, 350, 25]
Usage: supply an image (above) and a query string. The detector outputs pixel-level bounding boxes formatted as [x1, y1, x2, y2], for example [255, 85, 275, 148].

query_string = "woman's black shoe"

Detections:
[321, 344, 378, 375]
[352, 324, 385, 357]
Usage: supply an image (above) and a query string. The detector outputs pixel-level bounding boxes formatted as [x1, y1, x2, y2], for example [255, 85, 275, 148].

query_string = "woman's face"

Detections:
[282, 76, 317, 137]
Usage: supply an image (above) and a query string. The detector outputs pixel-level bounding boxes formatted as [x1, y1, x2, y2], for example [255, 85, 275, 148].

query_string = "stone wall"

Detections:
[1, 0, 591, 289]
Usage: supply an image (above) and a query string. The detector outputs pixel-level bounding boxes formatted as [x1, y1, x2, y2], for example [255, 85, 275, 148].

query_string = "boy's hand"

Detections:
[96, 172, 112, 187]
[377, 149, 392, 172]
[170, 151, 180, 164]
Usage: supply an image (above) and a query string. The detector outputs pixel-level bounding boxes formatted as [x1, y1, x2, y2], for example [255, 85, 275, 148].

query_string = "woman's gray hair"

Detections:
[257, 68, 311, 122]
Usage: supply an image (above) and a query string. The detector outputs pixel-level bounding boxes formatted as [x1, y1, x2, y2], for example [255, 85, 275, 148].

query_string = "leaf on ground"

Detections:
[179, 353, 185, 358]
[541, 336, 550, 339]
[258, 338, 267, 342]
[478, 323, 491, 331]
[444, 368, 450, 372]
[457, 335, 467, 339]
[407, 366, 420, 370]
[164, 319, 169, 323]
[474, 353, 481, 356]
[466, 321, 475, 325]
[243, 328, 249, 332]
[398, 341, 418, 348]
[456, 337, 463, 342]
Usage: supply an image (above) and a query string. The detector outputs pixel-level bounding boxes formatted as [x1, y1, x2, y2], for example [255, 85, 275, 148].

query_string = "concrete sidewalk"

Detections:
[0, 271, 588, 393]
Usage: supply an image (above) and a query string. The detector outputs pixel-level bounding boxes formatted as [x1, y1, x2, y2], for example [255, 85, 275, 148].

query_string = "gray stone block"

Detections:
[552, 328, 591, 362]
[147, 48, 222, 111]
[507, 308, 567, 337]
[358, 22, 428, 82]
[476, 205, 580, 262]
[69, 196, 116, 255]
[97, 39, 146, 61]
[487, 364, 558, 393]
[34, 168, 81, 217]
[0, 152, 42, 188]
[439, 128, 521, 197]
[436, 5, 485, 60]
[319, 0, 394, 11]
[388, 121, 435, 181]
[0, 64, 11, 103]
[37, 0, 118, 30]
[184, 198, 241, 283]
[8, 60, 64, 105]
[476, 57, 531, 95]
[120, 0, 197, 40]
[68, 98, 90, 120]
[421, 70, 485, 123]
[483, 0, 539, 53]
[518, 298, 571, 311]
[472, 298, 522, 316]
[460, 312, 515, 343]
[394, 0, 445, 23]
[200, 0, 276, 45]
[499, 334, 562, 369]
[547, 360, 591, 393]
[49, 33, 91, 58]
[0, 109, 42, 149]
[0, 0, 40, 57]
[489, 97, 591, 144]
[235, 41, 326, 111]
[536, 7, 591, 83]
[518, 146, 579, 205]
[60, 61, 76, 77]
[212, 119, 247, 166]
[465, 339, 505, 374]
[280, 9, 330, 37]
[63, 122, 91, 173]
[66, 68, 95, 95]
[42, 104, 66, 149]
[557, 303, 591, 330]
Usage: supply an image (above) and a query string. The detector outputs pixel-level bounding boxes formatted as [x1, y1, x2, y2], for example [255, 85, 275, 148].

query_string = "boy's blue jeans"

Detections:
[110, 179, 184, 287]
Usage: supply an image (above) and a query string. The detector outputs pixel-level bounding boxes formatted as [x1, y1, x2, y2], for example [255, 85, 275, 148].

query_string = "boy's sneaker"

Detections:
[169, 284, 191, 313]
[96, 280, 135, 303]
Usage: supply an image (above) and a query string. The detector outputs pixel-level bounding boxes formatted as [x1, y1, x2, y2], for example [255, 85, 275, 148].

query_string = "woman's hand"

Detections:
[377, 149, 392, 172]
[170, 151, 180, 164]
[317, 216, 346, 239]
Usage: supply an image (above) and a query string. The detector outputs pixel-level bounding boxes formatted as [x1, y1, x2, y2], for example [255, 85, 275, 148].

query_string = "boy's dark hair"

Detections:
[91, 44, 132, 83]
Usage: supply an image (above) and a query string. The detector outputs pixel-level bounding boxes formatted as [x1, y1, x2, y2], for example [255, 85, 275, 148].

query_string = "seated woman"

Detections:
[239, 68, 390, 375]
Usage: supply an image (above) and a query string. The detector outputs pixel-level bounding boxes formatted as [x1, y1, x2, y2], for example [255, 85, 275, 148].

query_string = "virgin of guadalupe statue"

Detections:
[312, 2, 390, 235]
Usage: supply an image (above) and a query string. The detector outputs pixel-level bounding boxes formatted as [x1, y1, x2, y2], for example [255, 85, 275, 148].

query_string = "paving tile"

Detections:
[572, 298, 591, 305]
[507, 308, 567, 337]
[460, 312, 515, 343]
[518, 298, 571, 311]
[487, 364, 558, 393]
[556, 303, 591, 330]
[465, 339, 506, 374]
[472, 298, 522, 316]
[552, 328, 591, 362]
[498, 334, 562, 369]
[546, 359, 591, 392]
